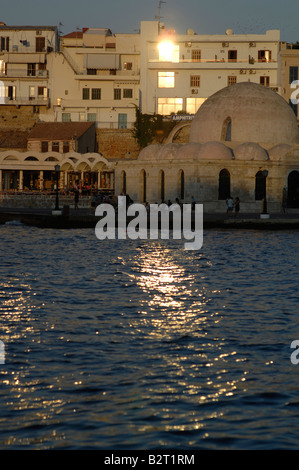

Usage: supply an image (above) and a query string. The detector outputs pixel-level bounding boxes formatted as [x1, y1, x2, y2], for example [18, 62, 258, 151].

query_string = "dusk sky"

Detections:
[1, 0, 299, 42]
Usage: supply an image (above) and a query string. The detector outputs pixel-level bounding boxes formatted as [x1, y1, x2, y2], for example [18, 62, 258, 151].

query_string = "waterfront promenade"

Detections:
[1, 205, 299, 230]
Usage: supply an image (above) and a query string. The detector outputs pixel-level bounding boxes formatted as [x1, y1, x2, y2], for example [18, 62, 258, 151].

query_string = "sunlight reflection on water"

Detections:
[0, 226, 298, 449]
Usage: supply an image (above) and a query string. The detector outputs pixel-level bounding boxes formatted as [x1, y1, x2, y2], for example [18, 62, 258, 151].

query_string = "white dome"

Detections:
[197, 141, 233, 160]
[269, 144, 292, 161]
[190, 82, 299, 145]
[138, 144, 162, 161]
[234, 142, 269, 161]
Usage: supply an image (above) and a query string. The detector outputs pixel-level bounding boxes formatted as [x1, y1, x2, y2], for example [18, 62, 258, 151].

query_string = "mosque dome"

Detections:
[176, 143, 202, 160]
[189, 82, 299, 145]
[138, 144, 162, 161]
[234, 142, 269, 161]
[269, 144, 292, 161]
[197, 141, 233, 160]
[156, 143, 181, 160]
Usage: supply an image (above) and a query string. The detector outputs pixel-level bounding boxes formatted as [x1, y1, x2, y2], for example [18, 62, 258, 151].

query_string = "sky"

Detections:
[1, 0, 299, 43]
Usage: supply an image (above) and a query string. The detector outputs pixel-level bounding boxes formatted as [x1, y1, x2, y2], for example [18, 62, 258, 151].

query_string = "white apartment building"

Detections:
[0, 20, 281, 128]
[42, 27, 140, 129]
[140, 21, 281, 117]
[0, 23, 58, 108]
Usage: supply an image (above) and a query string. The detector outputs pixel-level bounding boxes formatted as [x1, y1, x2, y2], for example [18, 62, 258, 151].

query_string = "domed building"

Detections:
[115, 82, 299, 212]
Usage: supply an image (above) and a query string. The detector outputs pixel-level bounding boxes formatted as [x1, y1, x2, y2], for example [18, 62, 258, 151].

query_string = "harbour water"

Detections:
[0, 224, 299, 449]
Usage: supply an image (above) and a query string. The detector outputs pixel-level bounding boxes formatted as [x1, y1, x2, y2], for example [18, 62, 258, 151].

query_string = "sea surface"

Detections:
[0, 223, 299, 450]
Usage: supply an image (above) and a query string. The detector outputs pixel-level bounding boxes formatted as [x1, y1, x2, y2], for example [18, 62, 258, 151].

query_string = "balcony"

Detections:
[148, 58, 278, 70]
[0, 69, 49, 78]
[1, 97, 50, 106]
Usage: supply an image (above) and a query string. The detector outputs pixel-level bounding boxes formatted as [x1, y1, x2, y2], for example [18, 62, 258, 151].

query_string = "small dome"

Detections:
[234, 142, 269, 161]
[176, 143, 202, 160]
[138, 144, 162, 161]
[269, 144, 292, 161]
[190, 82, 299, 145]
[156, 143, 181, 160]
[197, 141, 233, 160]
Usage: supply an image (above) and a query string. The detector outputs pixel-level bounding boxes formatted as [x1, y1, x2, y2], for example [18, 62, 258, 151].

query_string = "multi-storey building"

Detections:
[0, 23, 58, 109]
[140, 21, 281, 117]
[280, 42, 299, 121]
[40, 27, 140, 129]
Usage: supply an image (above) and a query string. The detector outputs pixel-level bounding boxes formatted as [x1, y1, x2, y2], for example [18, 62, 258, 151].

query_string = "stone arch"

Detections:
[140, 169, 147, 203]
[288, 170, 299, 208]
[218, 168, 231, 200]
[164, 122, 191, 144]
[178, 169, 185, 200]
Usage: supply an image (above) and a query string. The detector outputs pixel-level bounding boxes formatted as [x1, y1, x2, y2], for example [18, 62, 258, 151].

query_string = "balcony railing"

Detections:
[0, 70, 48, 78]
[1, 97, 50, 106]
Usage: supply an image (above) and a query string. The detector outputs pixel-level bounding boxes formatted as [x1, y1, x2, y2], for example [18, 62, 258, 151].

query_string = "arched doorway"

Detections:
[218, 169, 230, 200]
[178, 169, 184, 200]
[140, 170, 146, 203]
[159, 170, 165, 202]
[255, 170, 267, 200]
[288, 170, 299, 208]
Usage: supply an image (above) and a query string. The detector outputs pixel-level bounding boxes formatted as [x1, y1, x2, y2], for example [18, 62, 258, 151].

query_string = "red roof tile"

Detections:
[28, 122, 95, 141]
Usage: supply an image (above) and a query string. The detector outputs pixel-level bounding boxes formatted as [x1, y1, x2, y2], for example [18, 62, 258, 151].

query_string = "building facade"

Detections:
[0, 23, 58, 109]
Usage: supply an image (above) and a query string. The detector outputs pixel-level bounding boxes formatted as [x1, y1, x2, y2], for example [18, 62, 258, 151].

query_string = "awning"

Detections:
[83, 54, 120, 70]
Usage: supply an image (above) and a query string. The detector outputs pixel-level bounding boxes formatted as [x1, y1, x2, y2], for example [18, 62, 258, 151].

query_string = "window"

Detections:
[255, 171, 267, 200]
[221, 117, 232, 141]
[123, 88, 133, 98]
[0, 36, 9, 52]
[228, 50, 237, 62]
[191, 50, 201, 62]
[36, 37, 45, 52]
[27, 63, 36, 77]
[41, 141, 48, 152]
[52, 142, 60, 152]
[158, 71, 175, 88]
[87, 113, 97, 121]
[186, 98, 206, 114]
[114, 88, 121, 100]
[158, 98, 183, 115]
[6, 86, 16, 100]
[79, 112, 85, 121]
[29, 86, 35, 100]
[258, 50, 271, 63]
[118, 113, 127, 129]
[218, 169, 230, 200]
[290, 66, 298, 84]
[190, 75, 200, 87]
[92, 88, 101, 100]
[62, 113, 71, 122]
[63, 142, 70, 153]
[0, 60, 7, 75]
[289, 99, 298, 117]
[38, 87, 48, 100]
[82, 88, 90, 100]
[228, 76, 237, 86]
[260, 76, 270, 87]
[124, 62, 132, 70]
[87, 69, 97, 75]
[158, 42, 179, 63]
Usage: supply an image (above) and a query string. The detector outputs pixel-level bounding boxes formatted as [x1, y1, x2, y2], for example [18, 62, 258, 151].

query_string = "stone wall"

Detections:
[0, 193, 91, 209]
[0, 106, 40, 131]
[96, 129, 140, 160]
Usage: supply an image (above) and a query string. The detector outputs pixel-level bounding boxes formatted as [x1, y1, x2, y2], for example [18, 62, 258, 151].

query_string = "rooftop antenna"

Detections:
[155, 1, 166, 29]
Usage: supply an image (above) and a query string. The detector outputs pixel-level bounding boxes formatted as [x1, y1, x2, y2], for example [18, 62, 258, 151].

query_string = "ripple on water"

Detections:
[0, 226, 298, 449]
